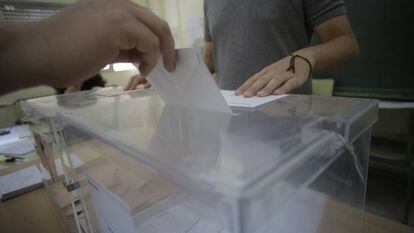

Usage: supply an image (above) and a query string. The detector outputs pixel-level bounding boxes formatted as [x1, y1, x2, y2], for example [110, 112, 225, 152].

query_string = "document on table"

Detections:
[0, 138, 35, 156]
[146, 49, 232, 114]
[221, 90, 288, 108]
[0, 165, 43, 201]
[0, 125, 33, 147]
[0, 125, 35, 156]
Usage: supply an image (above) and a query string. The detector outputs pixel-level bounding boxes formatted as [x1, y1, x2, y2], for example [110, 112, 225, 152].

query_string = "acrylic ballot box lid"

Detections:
[21, 87, 156, 121]
[56, 94, 378, 233]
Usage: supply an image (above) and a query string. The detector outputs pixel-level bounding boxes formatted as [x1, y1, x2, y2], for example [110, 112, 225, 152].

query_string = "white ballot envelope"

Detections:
[146, 49, 232, 114]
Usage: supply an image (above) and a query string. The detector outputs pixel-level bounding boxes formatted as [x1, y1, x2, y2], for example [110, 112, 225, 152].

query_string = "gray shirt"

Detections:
[204, 0, 346, 94]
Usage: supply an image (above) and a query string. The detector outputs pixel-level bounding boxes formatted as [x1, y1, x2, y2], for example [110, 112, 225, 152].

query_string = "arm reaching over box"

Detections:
[0, 0, 176, 95]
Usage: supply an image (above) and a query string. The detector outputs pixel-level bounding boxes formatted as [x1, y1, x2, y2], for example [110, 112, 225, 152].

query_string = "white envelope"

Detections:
[146, 48, 232, 114]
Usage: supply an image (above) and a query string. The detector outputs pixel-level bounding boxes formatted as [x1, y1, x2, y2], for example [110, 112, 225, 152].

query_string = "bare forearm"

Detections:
[0, 22, 65, 95]
[294, 15, 359, 73]
[0, 24, 44, 94]
[204, 42, 215, 73]
[205, 56, 215, 73]
[295, 34, 359, 73]
[0, 0, 177, 95]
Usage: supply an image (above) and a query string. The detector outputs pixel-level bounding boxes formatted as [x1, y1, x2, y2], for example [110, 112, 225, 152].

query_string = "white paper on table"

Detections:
[0, 138, 35, 156]
[0, 165, 43, 200]
[0, 125, 32, 147]
[146, 49, 232, 114]
[221, 90, 288, 108]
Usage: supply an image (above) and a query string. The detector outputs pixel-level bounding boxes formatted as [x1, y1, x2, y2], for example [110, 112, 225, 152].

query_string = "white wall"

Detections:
[148, 0, 204, 48]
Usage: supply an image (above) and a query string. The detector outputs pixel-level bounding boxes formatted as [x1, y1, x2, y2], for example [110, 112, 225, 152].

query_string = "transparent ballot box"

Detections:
[20, 87, 156, 233]
[57, 94, 378, 233]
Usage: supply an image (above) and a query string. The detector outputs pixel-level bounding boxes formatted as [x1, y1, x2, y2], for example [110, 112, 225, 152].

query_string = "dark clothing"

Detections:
[204, 0, 346, 93]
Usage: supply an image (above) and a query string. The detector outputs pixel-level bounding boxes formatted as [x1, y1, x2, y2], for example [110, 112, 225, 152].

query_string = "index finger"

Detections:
[236, 69, 267, 95]
[125, 21, 160, 76]
[129, 4, 176, 72]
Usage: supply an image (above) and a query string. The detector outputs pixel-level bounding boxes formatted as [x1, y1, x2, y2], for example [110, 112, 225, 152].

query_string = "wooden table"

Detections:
[0, 189, 69, 233]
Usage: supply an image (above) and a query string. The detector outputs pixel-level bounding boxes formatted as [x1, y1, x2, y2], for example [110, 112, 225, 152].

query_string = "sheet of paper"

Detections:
[94, 87, 144, 97]
[0, 165, 43, 200]
[88, 176, 137, 233]
[0, 138, 35, 156]
[221, 90, 288, 108]
[146, 48, 231, 114]
[0, 125, 32, 147]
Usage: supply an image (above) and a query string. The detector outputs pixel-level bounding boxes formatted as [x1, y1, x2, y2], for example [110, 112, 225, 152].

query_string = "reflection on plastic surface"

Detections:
[149, 106, 232, 175]
[56, 93, 378, 233]
[21, 88, 157, 120]
[136, 204, 228, 233]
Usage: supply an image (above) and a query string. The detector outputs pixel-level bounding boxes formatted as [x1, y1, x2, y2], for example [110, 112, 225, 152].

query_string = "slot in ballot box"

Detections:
[20, 88, 156, 233]
[55, 94, 377, 233]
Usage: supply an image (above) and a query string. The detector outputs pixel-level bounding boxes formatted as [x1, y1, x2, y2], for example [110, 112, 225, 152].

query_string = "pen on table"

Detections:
[0, 154, 25, 160]
[0, 156, 16, 163]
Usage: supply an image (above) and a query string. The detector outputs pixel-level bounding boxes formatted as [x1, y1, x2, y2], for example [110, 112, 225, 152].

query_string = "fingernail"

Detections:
[235, 90, 242, 96]
[163, 58, 175, 73]
[257, 91, 265, 97]
[168, 61, 176, 72]
[167, 52, 177, 72]
[165, 63, 173, 73]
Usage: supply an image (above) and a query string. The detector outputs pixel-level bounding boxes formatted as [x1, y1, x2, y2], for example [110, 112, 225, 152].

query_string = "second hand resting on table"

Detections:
[124, 74, 150, 91]
[203, 14, 359, 98]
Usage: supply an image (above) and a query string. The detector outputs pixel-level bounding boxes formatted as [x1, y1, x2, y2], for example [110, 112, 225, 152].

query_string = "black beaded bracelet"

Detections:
[286, 54, 313, 79]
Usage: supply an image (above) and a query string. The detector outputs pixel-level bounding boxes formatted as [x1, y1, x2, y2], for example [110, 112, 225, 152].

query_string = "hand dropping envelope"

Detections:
[146, 48, 232, 114]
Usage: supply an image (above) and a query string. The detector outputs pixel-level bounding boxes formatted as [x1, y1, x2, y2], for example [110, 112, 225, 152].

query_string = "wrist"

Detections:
[286, 53, 313, 79]
[292, 50, 316, 67]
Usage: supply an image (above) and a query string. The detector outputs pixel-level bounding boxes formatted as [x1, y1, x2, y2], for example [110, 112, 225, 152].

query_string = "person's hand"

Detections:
[124, 74, 150, 90]
[235, 55, 313, 97]
[22, 0, 176, 88]
[65, 84, 82, 93]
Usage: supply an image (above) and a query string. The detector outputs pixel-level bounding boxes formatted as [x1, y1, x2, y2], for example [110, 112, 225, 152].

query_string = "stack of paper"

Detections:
[0, 165, 43, 201]
[0, 125, 35, 157]
[0, 139, 35, 156]
[0, 125, 32, 147]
